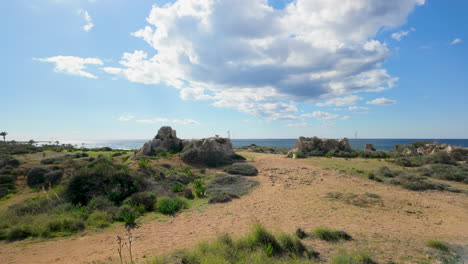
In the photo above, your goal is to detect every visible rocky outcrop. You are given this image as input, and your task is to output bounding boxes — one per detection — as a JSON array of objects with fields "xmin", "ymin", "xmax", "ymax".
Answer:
[
  {"xmin": 180, "ymin": 136, "xmax": 242, "ymax": 167},
  {"xmin": 136, "ymin": 126, "xmax": 183, "ymax": 156},
  {"xmin": 287, "ymin": 136, "xmax": 352, "ymax": 158},
  {"xmin": 395, "ymin": 142, "xmax": 468, "ymax": 161},
  {"xmin": 365, "ymin": 144, "xmax": 376, "ymax": 151}
]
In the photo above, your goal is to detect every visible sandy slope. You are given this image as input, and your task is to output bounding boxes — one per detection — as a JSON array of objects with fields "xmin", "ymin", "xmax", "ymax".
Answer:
[{"xmin": 1, "ymin": 153, "xmax": 467, "ymax": 264}]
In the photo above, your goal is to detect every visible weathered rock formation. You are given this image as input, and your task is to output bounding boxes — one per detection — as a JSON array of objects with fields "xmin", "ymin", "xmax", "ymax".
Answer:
[
  {"xmin": 180, "ymin": 136, "xmax": 241, "ymax": 166},
  {"xmin": 395, "ymin": 142, "xmax": 468, "ymax": 161},
  {"xmin": 287, "ymin": 136, "xmax": 352, "ymax": 158},
  {"xmin": 136, "ymin": 126, "xmax": 183, "ymax": 156},
  {"xmin": 365, "ymin": 143, "xmax": 376, "ymax": 151}
]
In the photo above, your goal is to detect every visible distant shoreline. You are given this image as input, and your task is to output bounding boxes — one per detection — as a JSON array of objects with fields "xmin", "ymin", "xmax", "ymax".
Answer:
[{"xmin": 24, "ymin": 138, "xmax": 468, "ymax": 151}]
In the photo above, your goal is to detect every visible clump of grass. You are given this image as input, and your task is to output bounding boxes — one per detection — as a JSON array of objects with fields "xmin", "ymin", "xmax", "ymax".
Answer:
[
  {"xmin": 138, "ymin": 158, "xmax": 152, "ymax": 169},
  {"xmin": 312, "ymin": 228, "xmax": 352, "ymax": 242},
  {"xmin": 330, "ymin": 250, "xmax": 376, "ymax": 264},
  {"xmin": 149, "ymin": 223, "xmax": 321, "ymax": 263},
  {"xmin": 157, "ymin": 197, "xmax": 188, "ymax": 215},
  {"xmin": 426, "ymin": 240, "xmax": 450, "ymax": 252},
  {"xmin": 193, "ymin": 179, "xmax": 206, "ymax": 198}
]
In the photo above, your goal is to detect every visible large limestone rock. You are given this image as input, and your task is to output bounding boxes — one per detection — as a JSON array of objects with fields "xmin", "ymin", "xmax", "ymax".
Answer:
[
  {"xmin": 136, "ymin": 126, "xmax": 183, "ymax": 156},
  {"xmin": 287, "ymin": 136, "xmax": 352, "ymax": 158},
  {"xmin": 180, "ymin": 136, "xmax": 240, "ymax": 166}
]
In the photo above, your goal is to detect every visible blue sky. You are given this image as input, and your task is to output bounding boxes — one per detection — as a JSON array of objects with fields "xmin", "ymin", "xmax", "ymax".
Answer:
[{"xmin": 2, "ymin": 0, "xmax": 467, "ymax": 141}]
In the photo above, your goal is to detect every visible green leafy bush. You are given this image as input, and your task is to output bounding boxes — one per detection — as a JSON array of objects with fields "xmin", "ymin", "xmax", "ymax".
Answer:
[
  {"xmin": 172, "ymin": 183, "xmax": 184, "ymax": 193},
  {"xmin": 138, "ymin": 158, "xmax": 152, "ymax": 169},
  {"xmin": 124, "ymin": 192, "xmax": 157, "ymax": 212},
  {"xmin": 194, "ymin": 179, "xmax": 206, "ymax": 198},
  {"xmin": 426, "ymin": 240, "xmax": 450, "ymax": 252},
  {"xmin": 86, "ymin": 211, "xmax": 113, "ymax": 228},
  {"xmin": 157, "ymin": 197, "xmax": 188, "ymax": 215},
  {"xmin": 117, "ymin": 205, "xmax": 139, "ymax": 227},
  {"xmin": 65, "ymin": 161, "xmax": 138, "ymax": 205}
]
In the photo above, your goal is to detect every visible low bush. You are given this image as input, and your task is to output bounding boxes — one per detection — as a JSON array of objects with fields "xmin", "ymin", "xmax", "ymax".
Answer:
[
  {"xmin": 117, "ymin": 205, "xmax": 139, "ymax": 227},
  {"xmin": 46, "ymin": 217, "xmax": 85, "ymax": 234},
  {"xmin": 422, "ymin": 164, "xmax": 468, "ymax": 183},
  {"xmin": 378, "ymin": 166, "xmax": 397, "ymax": 177},
  {"xmin": 426, "ymin": 240, "xmax": 450, "ymax": 252},
  {"xmin": 223, "ymin": 163, "xmax": 259, "ymax": 176},
  {"xmin": 124, "ymin": 192, "xmax": 157, "ymax": 212},
  {"xmin": 65, "ymin": 161, "xmax": 138, "ymax": 205},
  {"xmin": 171, "ymin": 183, "xmax": 184, "ymax": 193},
  {"xmin": 26, "ymin": 166, "xmax": 51, "ymax": 188},
  {"xmin": 0, "ymin": 175, "xmax": 16, "ymax": 198},
  {"xmin": 157, "ymin": 197, "xmax": 188, "ymax": 215},
  {"xmin": 86, "ymin": 211, "xmax": 113, "ymax": 228},
  {"xmin": 312, "ymin": 228, "xmax": 352, "ymax": 242},
  {"xmin": 330, "ymin": 250, "xmax": 376, "ymax": 264},
  {"xmin": 138, "ymin": 158, "xmax": 152, "ymax": 169},
  {"xmin": 193, "ymin": 179, "xmax": 206, "ymax": 198}
]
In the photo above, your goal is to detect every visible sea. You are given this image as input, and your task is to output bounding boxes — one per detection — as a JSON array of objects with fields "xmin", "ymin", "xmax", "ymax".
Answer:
[{"xmin": 52, "ymin": 139, "xmax": 468, "ymax": 151}]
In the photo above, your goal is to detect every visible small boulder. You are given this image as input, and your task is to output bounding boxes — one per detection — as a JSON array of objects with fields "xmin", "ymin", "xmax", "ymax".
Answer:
[
  {"xmin": 223, "ymin": 163, "xmax": 258, "ymax": 176},
  {"xmin": 365, "ymin": 144, "xmax": 376, "ymax": 151},
  {"xmin": 208, "ymin": 194, "xmax": 240, "ymax": 204}
]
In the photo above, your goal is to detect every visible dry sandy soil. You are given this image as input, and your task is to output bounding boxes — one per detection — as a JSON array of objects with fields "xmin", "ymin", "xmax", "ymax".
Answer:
[{"xmin": 1, "ymin": 153, "xmax": 467, "ymax": 264}]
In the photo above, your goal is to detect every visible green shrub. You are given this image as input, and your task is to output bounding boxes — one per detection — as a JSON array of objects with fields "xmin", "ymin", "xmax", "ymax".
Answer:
[
  {"xmin": 86, "ymin": 211, "xmax": 112, "ymax": 228},
  {"xmin": 278, "ymin": 233, "xmax": 308, "ymax": 257},
  {"xmin": 65, "ymin": 162, "xmax": 137, "ymax": 205},
  {"xmin": 223, "ymin": 163, "xmax": 259, "ymax": 176},
  {"xmin": 6, "ymin": 226, "xmax": 33, "ymax": 241},
  {"xmin": 426, "ymin": 240, "xmax": 450, "ymax": 252},
  {"xmin": 422, "ymin": 164, "xmax": 468, "ymax": 183},
  {"xmin": 117, "ymin": 205, "xmax": 139, "ymax": 227},
  {"xmin": 26, "ymin": 166, "xmax": 50, "ymax": 188},
  {"xmin": 378, "ymin": 166, "xmax": 397, "ymax": 177},
  {"xmin": 183, "ymin": 167, "xmax": 193, "ymax": 176},
  {"xmin": 172, "ymin": 183, "xmax": 184, "ymax": 193},
  {"xmin": 157, "ymin": 197, "xmax": 188, "ymax": 215},
  {"xmin": 330, "ymin": 250, "xmax": 376, "ymax": 264},
  {"xmin": 46, "ymin": 217, "xmax": 85, "ymax": 234},
  {"xmin": 194, "ymin": 179, "xmax": 206, "ymax": 198},
  {"xmin": 244, "ymin": 223, "xmax": 282, "ymax": 256},
  {"xmin": 124, "ymin": 192, "xmax": 157, "ymax": 212},
  {"xmin": 312, "ymin": 228, "xmax": 352, "ymax": 242},
  {"xmin": 205, "ymin": 174, "xmax": 258, "ymax": 197},
  {"xmin": 138, "ymin": 158, "xmax": 152, "ymax": 168}
]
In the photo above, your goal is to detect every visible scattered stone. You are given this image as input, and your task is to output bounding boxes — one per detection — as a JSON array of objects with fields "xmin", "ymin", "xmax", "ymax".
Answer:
[{"xmin": 183, "ymin": 188, "xmax": 194, "ymax": 199}]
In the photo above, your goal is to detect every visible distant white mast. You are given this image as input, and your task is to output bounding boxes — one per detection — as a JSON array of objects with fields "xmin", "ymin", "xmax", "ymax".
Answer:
[{"xmin": 227, "ymin": 130, "xmax": 231, "ymax": 139}]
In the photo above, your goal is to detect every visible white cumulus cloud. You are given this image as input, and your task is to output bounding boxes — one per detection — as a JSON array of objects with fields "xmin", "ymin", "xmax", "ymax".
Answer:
[
  {"xmin": 302, "ymin": 111, "xmax": 340, "ymax": 120},
  {"xmin": 104, "ymin": 0, "xmax": 423, "ymax": 119},
  {"xmin": 450, "ymin": 38, "xmax": 462, "ymax": 45},
  {"xmin": 78, "ymin": 9, "xmax": 94, "ymax": 32},
  {"xmin": 34, "ymin": 56, "xmax": 103, "ymax": 79},
  {"xmin": 391, "ymin": 28, "xmax": 415, "ymax": 41},
  {"xmin": 316, "ymin": 95, "xmax": 363, "ymax": 107},
  {"xmin": 366, "ymin": 97, "xmax": 397, "ymax": 105},
  {"xmin": 286, "ymin": 122, "xmax": 308, "ymax": 127},
  {"xmin": 348, "ymin": 106, "xmax": 369, "ymax": 111}
]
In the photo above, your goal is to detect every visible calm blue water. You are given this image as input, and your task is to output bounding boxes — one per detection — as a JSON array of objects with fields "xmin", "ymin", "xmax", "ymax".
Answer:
[{"xmin": 57, "ymin": 139, "xmax": 468, "ymax": 151}]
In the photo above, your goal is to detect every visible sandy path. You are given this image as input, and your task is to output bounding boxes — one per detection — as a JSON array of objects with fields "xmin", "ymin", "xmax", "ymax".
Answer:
[{"xmin": 1, "ymin": 153, "xmax": 467, "ymax": 264}]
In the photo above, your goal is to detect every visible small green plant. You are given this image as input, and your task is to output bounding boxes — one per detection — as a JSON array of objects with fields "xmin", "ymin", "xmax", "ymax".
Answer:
[
  {"xmin": 264, "ymin": 242, "xmax": 274, "ymax": 256},
  {"xmin": 118, "ymin": 205, "xmax": 139, "ymax": 228},
  {"xmin": 426, "ymin": 240, "xmax": 450, "ymax": 252},
  {"xmin": 138, "ymin": 158, "xmax": 152, "ymax": 169},
  {"xmin": 313, "ymin": 227, "xmax": 352, "ymax": 242},
  {"xmin": 194, "ymin": 179, "xmax": 206, "ymax": 198},
  {"xmin": 183, "ymin": 166, "xmax": 193, "ymax": 176},
  {"xmin": 172, "ymin": 183, "xmax": 184, "ymax": 193},
  {"xmin": 157, "ymin": 197, "xmax": 188, "ymax": 215}
]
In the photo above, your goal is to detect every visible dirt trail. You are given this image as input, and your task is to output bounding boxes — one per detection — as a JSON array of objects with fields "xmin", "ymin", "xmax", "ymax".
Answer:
[{"xmin": 1, "ymin": 153, "xmax": 467, "ymax": 264}]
